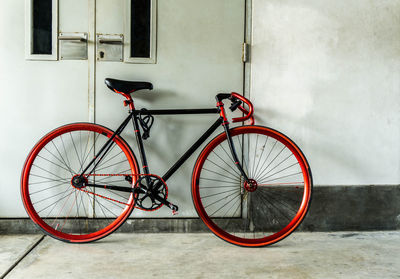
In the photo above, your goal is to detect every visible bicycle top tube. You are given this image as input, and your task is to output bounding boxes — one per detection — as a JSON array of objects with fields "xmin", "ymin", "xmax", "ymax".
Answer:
[{"xmin": 132, "ymin": 108, "xmax": 219, "ymax": 115}]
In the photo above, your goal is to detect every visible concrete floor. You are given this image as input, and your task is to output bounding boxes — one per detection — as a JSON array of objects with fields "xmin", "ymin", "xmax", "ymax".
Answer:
[
  {"xmin": 0, "ymin": 232, "xmax": 399, "ymax": 279},
  {"xmin": 0, "ymin": 235, "xmax": 42, "ymax": 278}
]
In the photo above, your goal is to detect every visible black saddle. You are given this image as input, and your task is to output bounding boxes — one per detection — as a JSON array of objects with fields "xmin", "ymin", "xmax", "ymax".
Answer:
[{"xmin": 105, "ymin": 78, "xmax": 153, "ymax": 94}]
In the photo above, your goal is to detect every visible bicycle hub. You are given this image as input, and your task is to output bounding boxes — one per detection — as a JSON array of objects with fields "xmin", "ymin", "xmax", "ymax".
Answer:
[
  {"xmin": 71, "ymin": 175, "xmax": 88, "ymax": 189},
  {"xmin": 244, "ymin": 179, "xmax": 258, "ymax": 192}
]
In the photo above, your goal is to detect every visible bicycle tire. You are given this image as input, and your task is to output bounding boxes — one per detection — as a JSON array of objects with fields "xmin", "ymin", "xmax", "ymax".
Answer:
[
  {"xmin": 21, "ymin": 123, "xmax": 139, "ymax": 243},
  {"xmin": 192, "ymin": 125, "xmax": 312, "ymax": 247}
]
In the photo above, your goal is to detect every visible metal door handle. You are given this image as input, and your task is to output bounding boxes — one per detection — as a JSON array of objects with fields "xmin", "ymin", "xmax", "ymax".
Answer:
[
  {"xmin": 99, "ymin": 38, "xmax": 123, "ymax": 44},
  {"xmin": 58, "ymin": 35, "xmax": 87, "ymax": 42}
]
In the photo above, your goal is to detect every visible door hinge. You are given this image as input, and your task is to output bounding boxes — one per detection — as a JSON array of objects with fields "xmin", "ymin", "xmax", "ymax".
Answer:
[{"xmin": 242, "ymin": 43, "xmax": 250, "ymax": 63}]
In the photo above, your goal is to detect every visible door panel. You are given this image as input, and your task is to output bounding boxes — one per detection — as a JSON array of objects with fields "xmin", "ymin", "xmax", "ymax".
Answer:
[
  {"xmin": 59, "ymin": 0, "xmax": 89, "ymax": 32},
  {"xmin": 0, "ymin": 0, "xmax": 90, "ymax": 217},
  {"xmin": 95, "ymin": 0, "xmax": 245, "ymax": 217}
]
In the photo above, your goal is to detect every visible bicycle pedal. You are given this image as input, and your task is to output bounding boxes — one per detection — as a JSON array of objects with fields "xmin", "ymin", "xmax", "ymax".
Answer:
[{"xmin": 169, "ymin": 203, "xmax": 179, "ymax": 215}]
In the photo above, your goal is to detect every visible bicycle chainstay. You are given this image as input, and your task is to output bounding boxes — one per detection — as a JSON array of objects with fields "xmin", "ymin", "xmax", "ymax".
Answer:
[{"xmin": 76, "ymin": 173, "xmax": 171, "ymax": 212}]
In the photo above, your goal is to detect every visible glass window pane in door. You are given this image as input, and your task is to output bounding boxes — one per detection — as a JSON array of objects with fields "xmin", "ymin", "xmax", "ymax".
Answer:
[
  {"xmin": 130, "ymin": 0, "xmax": 151, "ymax": 58},
  {"xmin": 32, "ymin": 0, "xmax": 52, "ymax": 55}
]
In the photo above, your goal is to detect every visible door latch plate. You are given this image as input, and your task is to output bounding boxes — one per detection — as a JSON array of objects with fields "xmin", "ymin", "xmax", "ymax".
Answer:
[{"xmin": 96, "ymin": 34, "xmax": 124, "ymax": 62}]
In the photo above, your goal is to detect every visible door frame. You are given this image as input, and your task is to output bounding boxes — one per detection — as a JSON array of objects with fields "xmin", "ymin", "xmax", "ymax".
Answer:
[{"xmin": 243, "ymin": 0, "xmax": 252, "ymax": 100}]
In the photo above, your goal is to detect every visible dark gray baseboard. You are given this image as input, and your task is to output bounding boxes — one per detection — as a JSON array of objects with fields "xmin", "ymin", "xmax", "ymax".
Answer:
[
  {"xmin": 300, "ymin": 185, "xmax": 400, "ymax": 231},
  {"xmin": 1, "ymin": 185, "xmax": 399, "ymax": 234}
]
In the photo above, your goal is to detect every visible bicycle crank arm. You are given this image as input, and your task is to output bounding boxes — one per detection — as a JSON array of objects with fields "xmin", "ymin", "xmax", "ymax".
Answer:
[{"xmin": 153, "ymin": 195, "xmax": 179, "ymax": 214}]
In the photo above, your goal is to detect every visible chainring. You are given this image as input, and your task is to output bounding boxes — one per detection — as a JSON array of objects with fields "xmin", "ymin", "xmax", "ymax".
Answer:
[{"xmin": 134, "ymin": 174, "xmax": 168, "ymax": 211}]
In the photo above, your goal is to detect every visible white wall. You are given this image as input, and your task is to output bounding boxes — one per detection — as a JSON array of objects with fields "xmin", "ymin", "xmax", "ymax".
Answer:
[{"xmin": 251, "ymin": 0, "xmax": 400, "ymax": 185}]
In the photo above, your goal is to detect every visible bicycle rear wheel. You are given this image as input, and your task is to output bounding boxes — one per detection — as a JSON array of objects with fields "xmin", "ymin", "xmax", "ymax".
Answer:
[
  {"xmin": 21, "ymin": 123, "xmax": 139, "ymax": 243},
  {"xmin": 192, "ymin": 125, "xmax": 312, "ymax": 247}
]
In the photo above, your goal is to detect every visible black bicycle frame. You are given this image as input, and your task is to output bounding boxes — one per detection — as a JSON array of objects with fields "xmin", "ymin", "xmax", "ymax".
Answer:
[
  {"xmin": 131, "ymin": 108, "xmax": 222, "ymax": 182},
  {"xmin": 81, "ymin": 106, "xmax": 249, "ymax": 196}
]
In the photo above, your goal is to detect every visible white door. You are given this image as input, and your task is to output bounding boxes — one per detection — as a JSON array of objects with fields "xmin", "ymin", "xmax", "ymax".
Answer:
[
  {"xmin": 95, "ymin": 0, "xmax": 246, "ymax": 217},
  {"xmin": 0, "ymin": 0, "xmax": 91, "ymax": 217}
]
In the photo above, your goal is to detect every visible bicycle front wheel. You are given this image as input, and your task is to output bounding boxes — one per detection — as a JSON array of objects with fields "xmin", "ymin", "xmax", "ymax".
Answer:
[
  {"xmin": 21, "ymin": 123, "xmax": 139, "ymax": 243},
  {"xmin": 192, "ymin": 125, "xmax": 312, "ymax": 247}
]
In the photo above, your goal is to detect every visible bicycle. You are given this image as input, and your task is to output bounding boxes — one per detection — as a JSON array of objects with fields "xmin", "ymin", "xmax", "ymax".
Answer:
[{"xmin": 21, "ymin": 78, "xmax": 313, "ymax": 247}]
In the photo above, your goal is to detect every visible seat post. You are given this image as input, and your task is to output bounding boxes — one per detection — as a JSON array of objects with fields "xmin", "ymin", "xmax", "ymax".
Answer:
[
  {"xmin": 123, "ymin": 98, "xmax": 135, "ymax": 111},
  {"xmin": 114, "ymin": 89, "xmax": 135, "ymax": 111}
]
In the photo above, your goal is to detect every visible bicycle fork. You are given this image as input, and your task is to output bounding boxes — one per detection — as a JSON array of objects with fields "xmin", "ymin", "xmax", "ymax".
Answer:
[
  {"xmin": 216, "ymin": 94, "xmax": 250, "ymax": 183},
  {"xmin": 222, "ymin": 123, "xmax": 250, "ymax": 182}
]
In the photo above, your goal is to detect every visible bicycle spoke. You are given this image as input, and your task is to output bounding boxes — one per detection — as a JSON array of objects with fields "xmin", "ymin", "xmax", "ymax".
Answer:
[
  {"xmin": 264, "ymin": 188, "xmax": 303, "ymax": 205},
  {"xmin": 252, "ymin": 136, "xmax": 269, "ymax": 179},
  {"xmin": 95, "ymin": 149, "xmax": 122, "ymax": 170},
  {"xmin": 80, "ymin": 133, "xmax": 101, "ymax": 173},
  {"xmin": 37, "ymin": 188, "xmax": 73, "ymax": 214},
  {"xmin": 256, "ymin": 190, "xmax": 294, "ymax": 222},
  {"xmin": 51, "ymin": 140, "xmax": 76, "ymax": 175},
  {"xmin": 33, "ymin": 188, "xmax": 73, "ymax": 205},
  {"xmin": 255, "ymin": 153, "xmax": 293, "ymax": 181},
  {"xmin": 222, "ymin": 197, "xmax": 241, "ymax": 218},
  {"xmin": 77, "ymin": 191, "xmax": 88, "ymax": 222},
  {"xmin": 59, "ymin": 190, "xmax": 80, "ymax": 232},
  {"xmin": 259, "ymin": 169, "xmax": 302, "ymax": 184},
  {"xmin": 93, "ymin": 195, "xmax": 120, "ymax": 217},
  {"xmin": 204, "ymin": 190, "xmax": 240, "ymax": 209},
  {"xmin": 200, "ymin": 177, "xmax": 241, "ymax": 184},
  {"xmin": 200, "ymin": 188, "xmax": 239, "ymax": 199},
  {"xmin": 78, "ymin": 131, "xmax": 91, "ymax": 174},
  {"xmin": 199, "ymin": 185, "xmax": 238, "ymax": 189},
  {"xmin": 37, "ymin": 154, "xmax": 72, "ymax": 174},
  {"xmin": 29, "ymin": 175, "xmax": 69, "ymax": 184},
  {"xmin": 251, "ymin": 134, "xmax": 259, "ymax": 178},
  {"xmin": 95, "ymin": 159, "xmax": 128, "ymax": 173},
  {"xmin": 44, "ymin": 146, "xmax": 74, "ymax": 175},
  {"xmin": 254, "ymin": 145, "xmax": 286, "ymax": 181},
  {"xmin": 32, "ymin": 164, "xmax": 67, "ymax": 181},
  {"xmin": 205, "ymin": 158, "xmax": 239, "ymax": 178},
  {"xmin": 30, "ymin": 181, "xmax": 69, "ymax": 195},
  {"xmin": 209, "ymin": 193, "xmax": 241, "ymax": 217},
  {"xmin": 211, "ymin": 149, "xmax": 241, "ymax": 177},
  {"xmin": 70, "ymin": 132, "xmax": 83, "ymax": 170},
  {"xmin": 253, "ymin": 140, "xmax": 277, "ymax": 180},
  {"xmin": 202, "ymin": 168, "xmax": 240, "ymax": 183},
  {"xmin": 254, "ymin": 191, "xmax": 288, "ymax": 227},
  {"xmin": 60, "ymin": 135, "xmax": 73, "ymax": 174}
]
